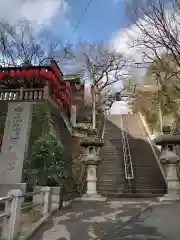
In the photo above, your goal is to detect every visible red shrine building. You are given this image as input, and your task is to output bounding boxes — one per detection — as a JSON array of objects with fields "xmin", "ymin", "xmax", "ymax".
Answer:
[
  {"xmin": 0, "ymin": 60, "xmax": 85, "ymax": 186},
  {"xmin": 0, "ymin": 60, "xmax": 76, "ymax": 118}
]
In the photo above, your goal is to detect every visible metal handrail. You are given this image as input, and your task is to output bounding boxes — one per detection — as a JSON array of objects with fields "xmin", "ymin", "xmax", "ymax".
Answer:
[
  {"xmin": 0, "ymin": 196, "xmax": 13, "ymax": 203},
  {"xmin": 0, "ymin": 196, "xmax": 13, "ymax": 223},
  {"xmin": 121, "ymin": 114, "xmax": 134, "ymax": 181},
  {"xmin": 0, "ymin": 212, "xmax": 11, "ymax": 221},
  {"xmin": 19, "ymin": 191, "xmax": 40, "ymax": 198},
  {"xmin": 97, "ymin": 113, "xmax": 106, "ymax": 154}
]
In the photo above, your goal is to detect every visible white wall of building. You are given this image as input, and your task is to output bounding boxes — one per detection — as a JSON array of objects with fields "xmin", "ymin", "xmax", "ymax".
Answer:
[{"xmin": 110, "ymin": 101, "xmax": 131, "ymax": 115}]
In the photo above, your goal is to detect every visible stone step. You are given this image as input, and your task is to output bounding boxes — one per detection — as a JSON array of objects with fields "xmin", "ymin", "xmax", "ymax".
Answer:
[
  {"xmin": 98, "ymin": 172, "xmax": 117, "ymax": 175},
  {"xmin": 99, "ymin": 164, "xmax": 120, "ymax": 167},
  {"xmin": 98, "ymin": 164, "xmax": 118, "ymax": 168},
  {"xmin": 101, "ymin": 150, "xmax": 121, "ymax": 154},
  {"xmin": 100, "ymin": 159, "xmax": 119, "ymax": 162},
  {"xmin": 131, "ymin": 190, "xmax": 165, "ymax": 195},
  {"xmin": 99, "ymin": 162, "xmax": 119, "ymax": 166},
  {"xmin": 101, "ymin": 154, "xmax": 120, "ymax": 157},
  {"xmin": 133, "ymin": 177, "xmax": 164, "ymax": 182},
  {"xmin": 99, "ymin": 164, "xmax": 118, "ymax": 168},
  {"xmin": 98, "ymin": 172, "xmax": 117, "ymax": 176},
  {"xmin": 134, "ymin": 182, "xmax": 166, "ymax": 188},
  {"xmin": 98, "ymin": 176, "xmax": 117, "ymax": 181},
  {"xmin": 97, "ymin": 184, "xmax": 117, "ymax": 188},
  {"xmin": 96, "ymin": 114, "xmax": 166, "ymax": 198},
  {"xmin": 97, "ymin": 180, "xmax": 121, "ymax": 185},
  {"xmin": 98, "ymin": 170, "xmax": 118, "ymax": 175},
  {"xmin": 101, "ymin": 150, "xmax": 120, "ymax": 153},
  {"xmin": 98, "ymin": 172, "xmax": 118, "ymax": 176},
  {"xmin": 101, "ymin": 158, "xmax": 122, "ymax": 162},
  {"xmin": 133, "ymin": 171, "xmax": 163, "ymax": 175},
  {"xmin": 132, "ymin": 187, "xmax": 165, "ymax": 193},
  {"xmin": 98, "ymin": 190, "xmax": 163, "ymax": 198},
  {"xmin": 97, "ymin": 184, "xmax": 123, "ymax": 190},
  {"xmin": 101, "ymin": 156, "xmax": 120, "ymax": 160},
  {"xmin": 98, "ymin": 178, "xmax": 118, "ymax": 183},
  {"xmin": 97, "ymin": 186, "xmax": 122, "ymax": 193}
]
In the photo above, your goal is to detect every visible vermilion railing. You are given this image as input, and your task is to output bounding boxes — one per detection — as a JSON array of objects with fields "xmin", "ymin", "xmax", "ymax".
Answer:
[{"xmin": 0, "ymin": 60, "xmax": 72, "ymax": 117}]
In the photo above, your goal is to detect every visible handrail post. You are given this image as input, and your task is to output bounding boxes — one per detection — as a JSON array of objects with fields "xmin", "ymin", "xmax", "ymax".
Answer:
[
  {"xmin": 2, "ymin": 189, "xmax": 22, "ymax": 240},
  {"xmin": 19, "ymin": 87, "xmax": 24, "ymax": 100},
  {"xmin": 43, "ymin": 82, "xmax": 49, "ymax": 100},
  {"xmin": 41, "ymin": 186, "xmax": 52, "ymax": 215}
]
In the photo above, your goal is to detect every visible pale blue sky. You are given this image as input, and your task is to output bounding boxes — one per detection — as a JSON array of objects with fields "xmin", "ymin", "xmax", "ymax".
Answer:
[
  {"xmin": 1, "ymin": 0, "xmax": 170, "ymax": 79},
  {"xmin": 48, "ymin": 0, "xmax": 128, "ymax": 44}
]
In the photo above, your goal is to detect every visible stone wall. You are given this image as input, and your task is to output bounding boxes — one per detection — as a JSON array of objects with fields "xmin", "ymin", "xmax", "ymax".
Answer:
[
  {"xmin": 51, "ymin": 106, "xmax": 76, "ymax": 196},
  {"xmin": 71, "ymin": 85, "xmax": 87, "ymax": 122},
  {"xmin": 0, "ymin": 183, "xmax": 27, "ymax": 198}
]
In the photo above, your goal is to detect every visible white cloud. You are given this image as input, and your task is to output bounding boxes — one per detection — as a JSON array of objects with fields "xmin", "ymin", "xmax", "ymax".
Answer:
[
  {"xmin": 111, "ymin": 23, "xmax": 145, "ymax": 81},
  {"xmin": 111, "ymin": 22, "xmax": 148, "ymax": 63},
  {"xmin": 111, "ymin": 6, "xmax": 179, "ymax": 63},
  {"xmin": 0, "ymin": 0, "xmax": 70, "ymax": 29},
  {"xmin": 111, "ymin": 7, "xmax": 180, "ymax": 82}
]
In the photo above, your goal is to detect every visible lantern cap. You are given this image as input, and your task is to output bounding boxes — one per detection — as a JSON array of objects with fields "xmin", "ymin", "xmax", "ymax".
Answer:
[
  {"xmin": 159, "ymin": 149, "xmax": 179, "ymax": 164},
  {"xmin": 155, "ymin": 134, "xmax": 180, "ymax": 145},
  {"xmin": 80, "ymin": 138, "xmax": 104, "ymax": 148}
]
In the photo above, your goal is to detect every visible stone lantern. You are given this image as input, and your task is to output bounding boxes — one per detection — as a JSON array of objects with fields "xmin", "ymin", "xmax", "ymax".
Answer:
[
  {"xmin": 80, "ymin": 137, "xmax": 107, "ymax": 201},
  {"xmin": 155, "ymin": 133, "xmax": 180, "ymax": 201}
]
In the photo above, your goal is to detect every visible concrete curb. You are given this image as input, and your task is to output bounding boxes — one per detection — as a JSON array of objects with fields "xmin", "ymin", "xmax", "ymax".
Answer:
[
  {"xmin": 19, "ymin": 201, "xmax": 72, "ymax": 240},
  {"xmin": 19, "ymin": 208, "xmax": 57, "ymax": 240},
  {"xmin": 102, "ymin": 201, "xmax": 158, "ymax": 240}
]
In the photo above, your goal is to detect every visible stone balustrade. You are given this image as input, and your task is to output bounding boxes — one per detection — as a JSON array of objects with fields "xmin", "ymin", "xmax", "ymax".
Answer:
[{"xmin": 0, "ymin": 186, "xmax": 62, "ymax": 240}]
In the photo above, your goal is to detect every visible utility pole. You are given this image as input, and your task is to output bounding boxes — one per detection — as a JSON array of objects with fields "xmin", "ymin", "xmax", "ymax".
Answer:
[
  {"xmin": 89, "ymin": 70, "xmax": 96, "ymax": 130},
  {"xmin": 91, "ymin": 84, "xmax": 96, "ymax": 129},
  {"xmin": 155, "ymin": 73, "xmax": 163, "ymax": 133}
]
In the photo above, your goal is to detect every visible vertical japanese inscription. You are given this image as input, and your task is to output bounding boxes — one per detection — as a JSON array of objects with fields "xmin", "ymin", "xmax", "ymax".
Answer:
[{"xmin": 7, "ymin": 106, "xmax": 22, "ymax": 171}]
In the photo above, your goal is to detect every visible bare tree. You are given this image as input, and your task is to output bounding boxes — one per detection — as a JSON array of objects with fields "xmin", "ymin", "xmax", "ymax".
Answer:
[
  {"xmin": 0, "ymin": 19, "xmax": 68, "ymax": 67},
  {"xmin": 75, "ymin": 42, "xmax": 127, "ymax": 128},
  {"xmin": 125, "ymin": 0, "xmax": 180, "ymax": 131},
  {"xmin": 126, "ymin": 0, "xmax": 180, "ymax": 81}
]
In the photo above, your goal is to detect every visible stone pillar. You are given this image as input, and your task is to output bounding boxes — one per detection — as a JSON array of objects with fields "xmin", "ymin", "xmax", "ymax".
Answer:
[
  {"xmin": 80, "ymin": 139, "xmax": 107, "ymax": 201},
  {"xmin": 86, "ymin": 164, "xmax": 98, "ymax": 195},
  {"xmin": 41, "ymin": 186, "xmax": 52, "ymax": 214},
  {"xmin": 155, "ymin": 132, "xmax": 180, "ymax": 201},
  {"xmin": 0, "ymin": 102, "xmax": 33, "ymax": 184},
  {"xmin": 159, "ymin": 149, "xmax": 180, "ymax": 201},
  {"xmin": 2, "ymin": 189, "xmax": 22, "ymax": 240}
]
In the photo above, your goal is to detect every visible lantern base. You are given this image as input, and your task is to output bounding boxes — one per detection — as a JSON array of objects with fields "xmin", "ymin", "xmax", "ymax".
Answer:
[
  {"xmin": 80, "ymin": 193, "xmax": 107, "ymax": 202},
  {"xmin": 158, "ymin": 194, "xmax": 180, "ymax": 202}
]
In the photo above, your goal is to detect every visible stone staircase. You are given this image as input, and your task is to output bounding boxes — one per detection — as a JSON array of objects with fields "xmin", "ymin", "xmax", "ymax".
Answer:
[
  {"xmin": 97, "ymin": 114, "xmax": 166, "ymax": 198},
  {"xmin": 125, "ymin": 114, "xmax": 166, "ymax": 197},
  {"xmin": 97, "ymin": 115, "xmax": 125, "ymax": 196}
]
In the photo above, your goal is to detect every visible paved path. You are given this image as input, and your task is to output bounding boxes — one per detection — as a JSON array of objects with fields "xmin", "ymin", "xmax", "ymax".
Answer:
[
  {"xmin": 103, "ymin": 200, "xmax": 180, "ymax": 240},
  {"xmin": 31, "ymin": 199, "xmax": 155, "ymax": 240}
]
